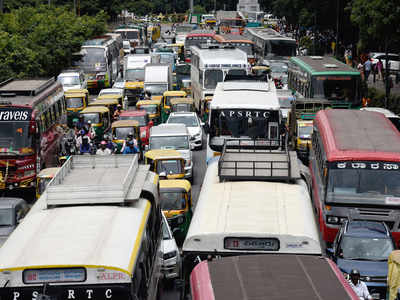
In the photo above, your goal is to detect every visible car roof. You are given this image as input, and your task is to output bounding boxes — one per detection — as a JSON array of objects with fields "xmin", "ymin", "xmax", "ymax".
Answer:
[
  {"xmin": 0, "ymin": 198, "xmax": 25, "ymax": 209},
  {"xmin": 344, "ymin": 220, "xmax": 390, "ymax": 238},
  {"xmin": 169, "ymin": 112, "xmax": 197, "ymax": 117}
]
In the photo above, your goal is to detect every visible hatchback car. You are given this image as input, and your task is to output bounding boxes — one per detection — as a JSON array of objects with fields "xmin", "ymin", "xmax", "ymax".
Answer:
[
  {"xmin": 329, "ymin": 220, "xmax": 395, "ymax": 300},
  {"xmin": 161, "ymin": 213, "xmax": 181, "ymax": 280},
  {"xmin": 166, "ymin": 112, "xmax": 203, "ymax": 150}
]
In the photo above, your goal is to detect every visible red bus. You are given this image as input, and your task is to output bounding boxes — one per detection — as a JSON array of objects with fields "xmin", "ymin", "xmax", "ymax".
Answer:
[
  {"xmin": 184, "ymin": 32, "xmax": 218, "ymax": 63},
  {"xmin": 190, "ymin": 255, "xmax": 359, "ymax": 300},
  {"xmin": 0, "ymin": 78, "xmax": 66, "ymax": 197},
  {"xmin": 310, "ymin": 109, "xmax": 400, "ymax": 245}
]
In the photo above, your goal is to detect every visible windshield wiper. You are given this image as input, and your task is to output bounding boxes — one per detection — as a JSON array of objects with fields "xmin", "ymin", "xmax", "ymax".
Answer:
[{"xmin": 345, "ymin": 257, "xmax": 373, "ymax": 261}]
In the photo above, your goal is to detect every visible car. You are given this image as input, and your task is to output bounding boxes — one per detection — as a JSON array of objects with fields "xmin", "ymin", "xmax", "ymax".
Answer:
[
  {"xmin": 370, "ymin": 52, "xmax": 400, "ymax": 74},
  {"xmin": 0, "ymin": 198, "xmax": 29, "ymax": 247},
  {"xmin": 57, "ymin": 69, "xmax": 87, "ymax": 92},
  {"xmin": 122, "ymin": 40, "xmax": 132, "ymax": 55},
  {"xmin": 329, "ymin": 220, "xmax": 395, "ymax": 300},
  {"xmin": 166, "ymin": 112, "xmax": 203, "ymax": 150},
  {"xmin": 161, "ymin": 213, "xmax": 181, "ymax": 280},
  {"xmin": 99, "ymin": 88, "xmax": 124, "ymax": 98}
]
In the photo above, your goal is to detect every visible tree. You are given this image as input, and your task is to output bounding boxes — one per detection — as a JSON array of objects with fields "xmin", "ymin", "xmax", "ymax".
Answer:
[{"xmin": 193, "ymin": 4, "xmax": 206, "ymax": 14}]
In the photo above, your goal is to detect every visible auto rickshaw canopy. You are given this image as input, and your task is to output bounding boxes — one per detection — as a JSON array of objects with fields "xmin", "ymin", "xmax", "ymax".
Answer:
[
  {"xmin": 136, "ymin": 99, "xmax": 162, "ymax": 106},
  {"xmin": 169, "ymin": 98, "xmax": 194, "ymax": 105},
  {"xmin": 145, "ymin": 149, "xmax": 183, "ymax": 161},
  {"xmin": 125, "ymin": 81, "xmax": 144, "ymax": 89},
  {"xmin": 163, "ymin": 90, "xmax": 187, "ymax": 98},
  {"xmin": 89, "ymin": 98, "xmax": 119, "ymax": 106},
  {"xmin": 159, "ymin": 179, "xmax": 191, "ymax": 192},
  {"xmin": 65, "ymin": 92, "xmax": 86, "ymax": 99},
  {"xmin": 111, "ymin": 119, "xmax": 140, "ymax": 129},
  {"xmin": 80, "ymin": 106, "xmax": 109, "ymax": 114}
]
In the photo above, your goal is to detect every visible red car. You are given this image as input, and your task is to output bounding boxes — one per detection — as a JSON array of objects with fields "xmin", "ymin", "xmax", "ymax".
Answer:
[{"xmin": 119, "ymin": 110, "xmax": 153, "ymax": 146}]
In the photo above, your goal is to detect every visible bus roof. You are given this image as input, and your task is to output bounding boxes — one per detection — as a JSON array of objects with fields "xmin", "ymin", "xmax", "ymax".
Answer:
[
  {"xmin": 315, "ymin": 109, "xmax": 400, "ymax": 162},
  {"xmin": 0, "ymin": 203, "xmax": 150, "ymax": 276},
  {"xmin": 219, "ymin": 34, "xmax": 254, "ymax": 43},
  {"xmin": 183, "ymin": 160, "xmax": 321, "ymax": 255},
  {"xmin": 246, "ymin": 27, "xmax": 295, "ymax": 41},
  {"xmin": 290, "ymin": 56, "xmax": 360, "ymax": 75},
  {"xmin": 211, "ymin": 81, "xmax": 280, "ymax": 110},
  {"xmin": 190, "ymin": 255, "xmax": 359, "ymax": 300},
  {"xmin": 190, "ymin": 45, "xmax": 248, "ymax": 66},
  {"xmin": 186, "ymin": 32, "xmax": 216, "ymax": 38}
]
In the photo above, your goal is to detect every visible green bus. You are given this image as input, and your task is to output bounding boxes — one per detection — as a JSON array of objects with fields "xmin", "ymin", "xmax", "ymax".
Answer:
[{"xmin": 288, "ymin": 56, "xmax": 362, "ymax": 108}]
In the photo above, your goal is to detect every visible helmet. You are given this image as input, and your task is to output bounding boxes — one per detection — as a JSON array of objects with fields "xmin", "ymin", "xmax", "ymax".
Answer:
[
  {"xmin": 127, "ymin": 140, "xmax": 134, "ymax": 146},
  {"xmin": 100, "ymin": 141, "xmax": 107, "ymax": 145},
  {"xmin": 128, "ymin": 132, "xmax": 134, "ymax": 137},
  {"xmin": 350, "ymin": 269, "xmax": 360, "ymax": 276}
]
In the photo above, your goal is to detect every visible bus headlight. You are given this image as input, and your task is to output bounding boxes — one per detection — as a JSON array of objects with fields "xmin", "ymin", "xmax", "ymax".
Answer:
[{"xmin": 163, "ymin": 250, "xmax": 177, "ymax": 260}]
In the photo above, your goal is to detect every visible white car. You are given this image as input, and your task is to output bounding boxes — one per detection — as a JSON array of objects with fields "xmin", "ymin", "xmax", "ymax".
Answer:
[
  {"xmin": 122, "ymin": 40, "xmax": 131, "ymax": 55},
  {"xmin": 161, "ymin": 213, "xmax": 181, "ymax": 280},
  {"xmin": 57, "ymin": 69, "xmax": 87, "ymax": 92},
  {"xmin": 370, "ymin": 52, "xmax": 400, "ymax": 74},
  {"xmin": 166, "ymin": 112, "xmax": 203, "ymax": 150},
  {"xmin": 99, "ymin": 88, "xmax": 124, "ymax": 97}
]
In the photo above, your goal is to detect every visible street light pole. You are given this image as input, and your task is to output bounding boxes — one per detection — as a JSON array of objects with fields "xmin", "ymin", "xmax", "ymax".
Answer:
[{"xmin": 335, "ymin": 0, "xmax": 340, "ymax": 57}]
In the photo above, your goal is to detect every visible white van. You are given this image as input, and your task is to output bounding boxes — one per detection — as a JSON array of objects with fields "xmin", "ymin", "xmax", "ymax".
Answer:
[
  {"xmin": 149, "ymin": 123, "xmax": 194, "ymax": 182},
  {"xmin": 57, "ymin": 69, "xmax": 87, "ymax": 92}
]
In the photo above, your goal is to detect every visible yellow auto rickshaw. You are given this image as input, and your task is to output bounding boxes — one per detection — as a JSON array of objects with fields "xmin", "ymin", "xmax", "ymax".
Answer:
[
  {"xmin": 162, "ymin": 90, "xmax": 187, "ymax": 122},
  {"xmin": 36, "ymin": 167, "xmax": 60, "ymax": 199},
  {"xmin": 64, "ymin": 89, "xmax": 89, "ymax": 127},
  {"xmin": 201, "ymin": 95, "xmax": 213, "ymax": 122},
  {"xmin": 97, "ymin": 93, "xmax": 123, "ymax": 107},
  {"xmin": 145, "ymin": 149, "xmax": 185, "ymax": 179},
  {"xmin": 65, "ymin": 88, "xmax": 89, "ymax": 102},
  {"xmin": 136, "ymin": 99, "xmax": 162, "ymax": 125},
  {"xmin": 124, "ymin": 81, "xmax": 144, "ymax": 107},
  {"xmin": 170, "ymin": 98, "xmax": 194, "ymax": 113},
  {"xmin": 159, "ymin": 179, "xmax": 192, "ymax": 244},
  {"xmin": 79, "ymin": 106, "xmax": 111, "ymax": 138},
  {"xmin": 89, "ymin": 98, "xmax": 119, "ymax": 118},
  {"xmin": 388, "ymin": 250, "xmax": 400, "ymax": 300},
  {"xmin": 111, "ymin": 120, "xmax": 141, "ymax": 153}
]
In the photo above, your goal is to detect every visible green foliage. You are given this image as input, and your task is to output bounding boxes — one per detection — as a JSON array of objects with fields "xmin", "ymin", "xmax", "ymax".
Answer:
[
  {"xmin": 193, "ymin": 5, "xmax": 206, "ymax": 14},
  {"xmin": 368, "ymin": 87, "xmax": 400, "ymax": 114},
  {"xmin": 0, "ymin": 5, "xmax": 107, "ymax": 82}
]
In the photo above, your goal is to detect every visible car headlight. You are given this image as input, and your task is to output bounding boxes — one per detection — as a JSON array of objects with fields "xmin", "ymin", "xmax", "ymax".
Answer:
[
  {"xmin": 327, "ymin": 216, "xmax": 347, "ymax": 225},
  {"xmin": 194, "ymin": 132, "xmax": 201, "ymax": 138},
  {"xmin": 342, "ymin": 272, "xmax": 349, "ymax": 280},
  {"xmin": 163, "ymin": 250, "xmax": 177, "ymax": 260}
]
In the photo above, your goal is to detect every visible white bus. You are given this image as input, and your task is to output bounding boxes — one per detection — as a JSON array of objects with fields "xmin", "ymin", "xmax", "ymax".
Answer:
[
  {"xmin": 190, "ymin": 45, "xmax": 248, "ymax": 113},
  {"xmin": 206, "ymin": 80, "xmax": 281, "ymax": 161},
  {"xmin": 182, "ymin": 155, "xmax": 322, "ymax": 269},
  {"xmin": 244, "ymin": 27, "xmax": 296, "ymax": 60},
  {"xmin": 0, "ymin": 156, "xmax": 162, "ymax": 300}
]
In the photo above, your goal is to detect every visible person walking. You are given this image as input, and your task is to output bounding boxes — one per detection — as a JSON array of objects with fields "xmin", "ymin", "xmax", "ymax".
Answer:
[
  {"xmin": 357, "ymin": 59, "xmax": 365, "ymax": 81},
  {"xmin": 364, "ymin": 58, "xmax": 372, "ymax": 82},
  {"xmin": 376, "ymin": 58, "xmax": 384, "ymax": 81}
]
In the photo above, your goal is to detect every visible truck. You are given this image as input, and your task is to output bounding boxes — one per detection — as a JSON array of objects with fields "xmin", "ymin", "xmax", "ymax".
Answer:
[
  {"xmin": 144, "ymin": 63, "xmax": 172, "ymax": 101},
  {"xmin": 3, "ymin": 155, "xmax": 163, "ymax": 300}
]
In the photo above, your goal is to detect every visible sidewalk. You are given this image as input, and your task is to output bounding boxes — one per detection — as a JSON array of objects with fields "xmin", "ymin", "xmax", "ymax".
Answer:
[{"xmin": 367, "ymin": 74, "xmax": 400, "ymax": 96}]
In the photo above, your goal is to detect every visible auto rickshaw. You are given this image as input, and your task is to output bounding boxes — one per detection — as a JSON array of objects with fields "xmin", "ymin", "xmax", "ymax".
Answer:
[
  {"xmin": 79, "ymin": 106, "xmax": 111, "ymax": 139},
  {"xmin": 88, "ymin": 98, "xmax": 119, "ymax": 118},
  {"xmin": 201, "ymin": 95, "xmax": 213, "ymax": 122},
  {"xmin": 124, "ymin": 81, "xmax": 144, "ymax": 107},
  {"xmin": 111, "ymin": 120, "xmax": 141, "ymax": 153},
  {"xmin": 165, "ymin": 43, "xmax": 185, "ymax": 62},
  {"xmin": 64, "ymin": 89, "xmax": 89, "ymax": 127},
  {"xmin": 136, "ymin": 99, "xmax": 162, "ymax": 125},
  {"xmin": 388, "ymin": 250, "xmax": 400, "ymax": 300},
  {"xmin": 66, "ymin": 88, "xmax": 89, "ymax": 102},
  {"xmin": 294, "ymin": 120, "xmax": 313, "ymax": 165},
  {"xmin": 97, "ymin": 93, "xmax": 123, "ymax": 108},
  {"xmin": 159, "ymin": 179, "xmax": 192, "ymax": 244},
  {"xmin": 36, "ymin": 167, "xmax": 60, "ymax": 199},
  {"xmin": 144, "ymin": 149, "xmax": 185, "ymax": 179},
  {"xmin": 162, "ymin": 90, "xmax": 187, "ymax": 122},
  {"xmin": 170, "ymin": 98, "xmax": 194, "ymax": 113}
]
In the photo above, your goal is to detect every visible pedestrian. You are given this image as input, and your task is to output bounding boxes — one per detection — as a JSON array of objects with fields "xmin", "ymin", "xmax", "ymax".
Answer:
[
  {"xmin": 364, "ymin": 58, "xmax": 372, "ymax": 82},
  {"xmin": 96, "ymin": 141, "xmax": 112, "ymax": 155},
  {"xmin": 348, "ymin": 269, "xmax": 372, "ymax": 300},
  {"xmin": 357, "ymin": 59, "xmax": 365, "ymax": 81},
  {"xmin": 376, "ymin": 58, "xmax": 383, "ymax": 81}
]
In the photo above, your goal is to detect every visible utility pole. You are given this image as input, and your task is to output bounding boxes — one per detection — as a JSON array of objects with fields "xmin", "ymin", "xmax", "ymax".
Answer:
[
  {"xmin": 335, "ymin": 0, "xmax": 340, "ymax": 57},
  {"xmin": 189, "ymin": 0, "xmax": 193, "ymax": 13}
]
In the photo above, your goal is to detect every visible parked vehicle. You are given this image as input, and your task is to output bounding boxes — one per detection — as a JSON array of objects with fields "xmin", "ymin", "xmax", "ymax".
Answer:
[
  {"xmin": 166, "ymin": 112, "xmax": 203, "ymax": 150},
  {"xmin": 370, "ymin": 52, "xmax": 400, "ymax": 75},
  {"xmin": 329, "ymin": 220, "xmax": 394, "ymax": 300},
  {"xmin": 161, "ymin": 212, "xmax": 182, "ymax": 280},
  {"xmin": 0, "ymin": 197, "xmax": 29, "ymax": 247}
]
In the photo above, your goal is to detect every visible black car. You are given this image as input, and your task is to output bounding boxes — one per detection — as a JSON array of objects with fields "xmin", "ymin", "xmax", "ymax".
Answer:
[{"xmin": 328, "ymin": 220, "xmax": 395, "ymax": 300}]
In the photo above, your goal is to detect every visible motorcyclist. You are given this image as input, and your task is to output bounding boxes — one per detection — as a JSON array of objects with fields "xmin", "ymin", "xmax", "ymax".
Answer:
[
  {"xmin": 122, "ymin": 140, "xmax": 139, "ymax": 154},
  {"xmin": 103, "ymin": 135, "xmax": 117, "ymax": 153},
  {"xmin": 80, "ymin": 135, "xmax": 92, "ymax": 155},
  {"xmin": 75, "ymin": 129, "xmax": 86, "ymax": 150},
  {"xmin": 96, "ymin": 141, "xmax": 112, "ymax": 155},
  {"xmin": 121, "ymin": 132, "xmax": 137, "ymax": 153},
  {"xmin": 113, "ymin": 104, "xmax": 123, "ymax": 120},
  {"xmin": 348, "ymin": 269, "xmax": 372, "ymax": 300},
  {"xmin": 84, "ymin": 120, "xmax": 96, "ymax": 141},
  {"xmin": 75, "ymin": 115, "xmax": 86, "ymax": 133}
]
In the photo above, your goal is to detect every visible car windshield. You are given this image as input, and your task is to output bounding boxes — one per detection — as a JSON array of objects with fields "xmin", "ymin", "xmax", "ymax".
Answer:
[
  {"xmin": 66, "ymin": 97, "xmax": 84, "ymax": 108},
  {"xmin": 157, "ymin": 160, "xmax": 183, "ymax": 175},
  {"xmin": 150, "ymin": 136, "xmax": 189, "ymax": 150},
  {"xmin": 341, "ymin": 236, "xmax": 393, "ymax": 261},
  {"xmin": 58, "ymin": 76, "xmax": 80, "ymax": 86},
  {"xmin": 0, "ymin": 119, "xmax": 34, "ymax": 153},
  {"xmin": 298, "ymin": 124, "xmax": 313, "ymax": 139},
  {"xmin": 204, "ymin": 69, "xmax": 223, "ymax": 89},
  {"xmin": 168, "ymin": 115, "xmax": 198, "ymax": 127},
  {"xmin": 140, "ymin": 105, "xmax": 158, "ymax": 114},
  {"xmin": 120, "ymin": 115, "xmax": 147, "ymax": 126},
  {"xmin": 160, "ymin": 192, "xmax": 186, "ymax": 210},
  {"xmin": 0, "ymin": 209, "xmax": 13, "ymax": 226},
  {"xmin": 327, "ymin": 165, "xmax": 400, "ymax": 205},
  {"xmin": 114, "ymin": 127, "xmax": 134, "ymax": 139},
  {"xmin": 82, "ymin": 113, "xmax": 100, "ymax": 124},
  {"xmin": 145, "ymin": 84, "xmax": 168, "ymax": 96},
  {"xmin": 125, "ymin": 69, "xmax": 145, "ymax": 81}
]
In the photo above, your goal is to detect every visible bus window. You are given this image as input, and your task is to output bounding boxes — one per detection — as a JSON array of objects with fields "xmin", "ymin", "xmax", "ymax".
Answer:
[
  {"xmin": 204, "ymin": 69, "xmax": 223, "ymax": 89},
  {"xmin": 227, "ymin": 69, "xmax": 246, "ymax": 76}
]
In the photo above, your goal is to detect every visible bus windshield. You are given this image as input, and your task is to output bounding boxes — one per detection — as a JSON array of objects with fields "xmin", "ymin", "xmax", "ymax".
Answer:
[
  {"xmin": 126, "ymin": 68, "xmax": 145, "ymax": 81},
  {"xmin": 204, "ymin": 69, "xmax": 223, "ymax": 89},
  {"xmin": 312, "ymin": 76, "xmax": 360, "ymax": 102},
  {"xmin": 58, "ymin": 76, "xmax": 80, "ymax": 86},
  {"xmin": 0, "ymin": 121, "xmax": 34, "ymax": 154},
  {"xmin": 150, "ymin": 136, "xmax": 189, "ymax": 150},
  {"xmin": 161, "ymin": 192, "xmax": 186, "ymax": 210},
  {"xmin": 327, "ymin": 165, "xmax": 400, "ymax": 205},
  {"xmin": 76, "ymin": 48, "xmax": 106, "ymax": 71},
  {"xmin": 268, "ymin": 40, "xmax": 296, "ymax": 57}
]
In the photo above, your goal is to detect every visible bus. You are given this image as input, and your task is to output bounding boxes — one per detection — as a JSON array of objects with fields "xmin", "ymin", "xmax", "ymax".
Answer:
[
  {"xmin": 0, "ymin": 78, "xmax": 65, "ymax": 197},
  {"xmin": 310, "ymin": 109, "xmax": 400, "ymax": 245},
  {"xmin": 190, "ymin": 44, "xmax": 248, "ymax": 114},
  {"xmin": 218, "ymin": 18, "xmax": 246, "ymax": 34},
  {"xmin": 184, "ymin": 32, "xmax": 217, "ymax": 62},
  {"xmin": 115, "ymin": 27, "xmax": 143, "ymax": 47},
  {"xmin": 0, "ymin": 155, "xmax": 162, "ymax": 300},
  {"xmin": 288, "ymin": 56, "xmax": 362, "ymax": 108},
  {"xmin": 183, "ymin": 146, "xmax": 321, "ymax": 272},
  {"xmin": 73, "ymin": 35, "xmax": 121, "ymax": 90},
  {"xmin": 190, "ymin": 255, "xmax": 359, "ymax": 300},
  {"xmin": 244, "ymin": 27, "xmax": 296, "ymax": 60},
  {"xmin": 205, "ymin": 80, "xmax": 281, "ymax": 161},
  {"xmin": 215, "ymin": 34, "xmax": 256, "ymax": 65}
]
